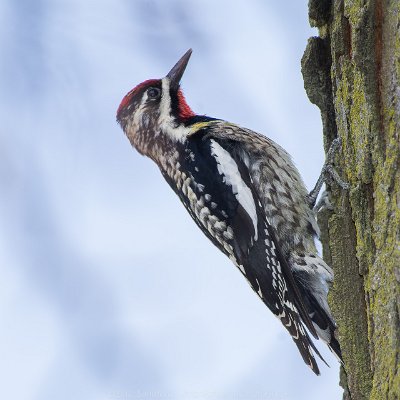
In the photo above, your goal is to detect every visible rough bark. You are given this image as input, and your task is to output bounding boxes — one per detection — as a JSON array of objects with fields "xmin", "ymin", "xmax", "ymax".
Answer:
[{"xmin": 301, "ymin": 1, "xmax": 400, "ymax": 399}]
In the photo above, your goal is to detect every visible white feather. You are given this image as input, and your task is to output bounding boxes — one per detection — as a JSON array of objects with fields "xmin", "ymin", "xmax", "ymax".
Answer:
[
  {"xmin": 158, "ymin": 78, "xmax": 190, "ymax": 143},
  {"xmin": 210, "ymin": 140, "xmax": 258, "ymax": 240}
]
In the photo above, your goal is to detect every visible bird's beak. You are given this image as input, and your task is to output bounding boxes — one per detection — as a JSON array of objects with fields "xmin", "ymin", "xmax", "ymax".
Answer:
[{"xmin": 166, "ymin": 49, "xmax": 192, "ymax": 91}]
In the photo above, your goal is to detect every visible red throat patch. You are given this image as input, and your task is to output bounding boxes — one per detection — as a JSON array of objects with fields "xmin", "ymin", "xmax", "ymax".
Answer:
[{"xmin": 177, "ymin": 89, "xmax": 195, "ymax": 120}]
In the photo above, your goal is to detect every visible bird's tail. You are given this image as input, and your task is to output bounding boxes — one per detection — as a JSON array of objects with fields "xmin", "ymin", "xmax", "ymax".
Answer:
[
  {"xmin": 275, "ymin": 297, "xmax": 324, "ymax": 375},
  {"xmin": 304, "ymin": 287, "xmax": 343, "ymax": 363},
  {"xmin": 291, "ymin": 254, "xmax": 343, "ymax": 363}
]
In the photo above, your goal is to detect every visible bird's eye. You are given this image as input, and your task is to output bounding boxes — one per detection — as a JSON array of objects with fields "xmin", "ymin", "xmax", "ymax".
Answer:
[{"xmin": 147, "ymin": 87, "xmax": 161, "ymax": 99}]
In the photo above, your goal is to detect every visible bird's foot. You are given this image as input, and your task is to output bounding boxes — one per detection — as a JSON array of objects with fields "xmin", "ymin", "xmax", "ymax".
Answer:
[{"xmin": 307, "ymin": 138, "xmax": 350, "ymax": 208}]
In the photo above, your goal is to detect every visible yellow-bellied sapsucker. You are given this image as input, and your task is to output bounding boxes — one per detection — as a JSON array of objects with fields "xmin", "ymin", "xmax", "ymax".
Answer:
[{"xmin": 117, "ymin": 49, "xmax": 345, "ymax": 375}]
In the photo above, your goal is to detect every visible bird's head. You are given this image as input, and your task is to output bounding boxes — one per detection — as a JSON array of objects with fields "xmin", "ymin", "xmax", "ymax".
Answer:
[{"xmin": 117, "ymin": 49, "xmax": 195, "ymax": 158}]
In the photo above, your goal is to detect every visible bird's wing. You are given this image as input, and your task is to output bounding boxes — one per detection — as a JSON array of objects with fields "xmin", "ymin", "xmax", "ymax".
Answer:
[
  {"xmin": 165, "ymin": 128, "xmax": 325, "ymax": 374},
  {"xmin": 188, "ymin": 122, "xmax": 318, "ymax": 334}
]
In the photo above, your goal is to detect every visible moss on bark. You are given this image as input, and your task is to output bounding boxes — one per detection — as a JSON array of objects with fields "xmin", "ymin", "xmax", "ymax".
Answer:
[{"xmin": 302, "ymin": 0, "xmax": 400, "ymax": 398}]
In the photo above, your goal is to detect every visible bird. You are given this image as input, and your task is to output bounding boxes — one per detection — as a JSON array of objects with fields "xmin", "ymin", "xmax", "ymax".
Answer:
[{"xmin": 116, "ymin": 49, "xmax": 343, "ymax": 375}]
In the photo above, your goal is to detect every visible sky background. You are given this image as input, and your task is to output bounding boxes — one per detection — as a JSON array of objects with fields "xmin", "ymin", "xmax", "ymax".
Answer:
[{"xmin": 0, "ymin": 1, "xmax": 343, "ymax": 399}]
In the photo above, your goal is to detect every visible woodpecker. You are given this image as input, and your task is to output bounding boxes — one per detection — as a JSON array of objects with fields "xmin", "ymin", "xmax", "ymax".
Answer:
[{"xmin": 117, "ymin": 49, "xmax": 344, "ymax": 375}]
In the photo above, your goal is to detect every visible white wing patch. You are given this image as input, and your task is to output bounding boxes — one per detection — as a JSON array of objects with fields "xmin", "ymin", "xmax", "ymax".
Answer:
[{"xmin": 210, "ymin": 140, "xmax": 258, "ymax": 240}]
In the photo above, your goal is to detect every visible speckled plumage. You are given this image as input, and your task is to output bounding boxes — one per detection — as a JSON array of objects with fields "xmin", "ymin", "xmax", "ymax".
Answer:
[{"xmin": 117, "ymin": 50, "xmax": 342, "ymax": 375}]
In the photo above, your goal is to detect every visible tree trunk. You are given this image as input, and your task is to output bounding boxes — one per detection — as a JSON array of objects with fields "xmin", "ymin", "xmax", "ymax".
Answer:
[{"xmin": 301, "ymin": 1, "xmax": 400, "ymax": 399}]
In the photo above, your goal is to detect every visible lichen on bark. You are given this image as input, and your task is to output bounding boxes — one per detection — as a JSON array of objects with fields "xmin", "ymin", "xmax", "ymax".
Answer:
[{"xmin": 302, "ymin": 0, "xmax": 400, "ymax": 399}]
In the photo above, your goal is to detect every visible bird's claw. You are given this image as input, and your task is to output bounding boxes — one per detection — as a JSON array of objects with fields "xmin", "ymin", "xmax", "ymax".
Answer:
[{"xmin": 307, "ymin": 137, "xmax": 349, "ymax": 208}]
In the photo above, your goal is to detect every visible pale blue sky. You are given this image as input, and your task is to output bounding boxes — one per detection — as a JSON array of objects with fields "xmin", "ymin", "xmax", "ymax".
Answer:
[{"xmin": 0, "ymin": 1, "xmax": 342, "ymax": 399}]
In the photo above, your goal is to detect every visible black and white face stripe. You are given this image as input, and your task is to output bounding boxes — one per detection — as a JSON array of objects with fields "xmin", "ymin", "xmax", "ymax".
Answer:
[
  {"xmin": 158, "ymin": 77, "xmax": 191, "ymax": 143},
  {"xmin": 159, "ymin": 78, "xmax": 172, "ymax": 123}
]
